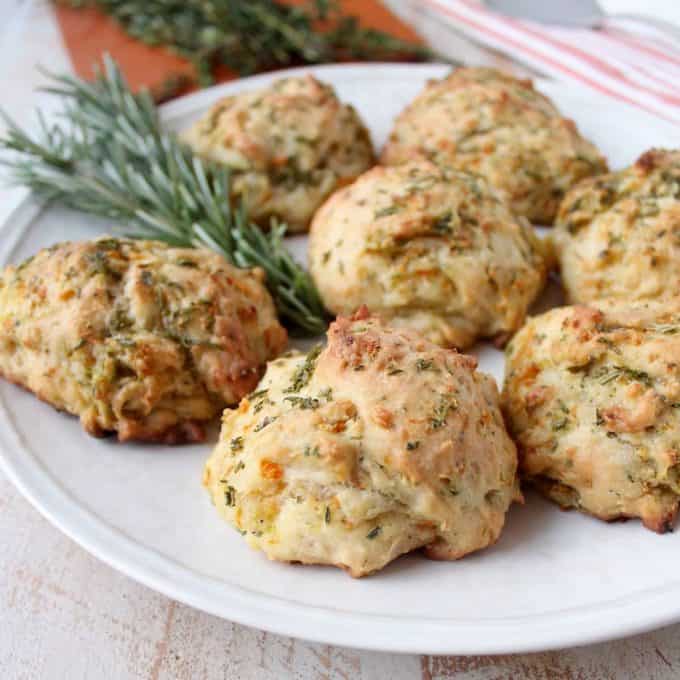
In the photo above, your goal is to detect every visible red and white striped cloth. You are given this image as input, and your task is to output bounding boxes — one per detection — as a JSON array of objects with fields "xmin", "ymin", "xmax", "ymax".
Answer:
[{"xmin": 420, "ymin": 0, "xmax": 680, "ymax": 123}]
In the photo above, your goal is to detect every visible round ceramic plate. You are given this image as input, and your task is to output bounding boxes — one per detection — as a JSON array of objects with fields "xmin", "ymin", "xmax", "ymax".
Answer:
[{"xmin": 2, "ymin": 64, "xmax": 680, "ymax": 655}]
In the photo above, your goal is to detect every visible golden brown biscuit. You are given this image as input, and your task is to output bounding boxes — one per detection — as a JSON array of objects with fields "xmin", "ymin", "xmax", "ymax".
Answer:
[
  {"xmin": 381, "ymin": 67, "xmax": 607, "ymax": 224},
  {"xmin": 204, "ymin": 309, "xmax": 520, "ymax": 577},
  {"xmin": 554, "ymin": 148, "xmax": 680, "ymax": 304},
  {"xmin": 181, "ymin": 75, "xmax": 374, "ymax": 233},
  {"xmin": 503, "ymin": 298, "xmax": 680, "ymax": 532},
  {"xmin": 308, "ymin": 160, "xmax": 549, "ymax": 349},
  {"xmin": 0, "ymin": 238, "xmax": 287, "ymax": 442}
]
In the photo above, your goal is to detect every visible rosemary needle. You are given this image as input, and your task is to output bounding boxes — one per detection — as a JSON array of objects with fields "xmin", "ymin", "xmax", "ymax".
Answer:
[{"xmin": 0, "ymin": 55, "xmax": 329, "ymax": 336}]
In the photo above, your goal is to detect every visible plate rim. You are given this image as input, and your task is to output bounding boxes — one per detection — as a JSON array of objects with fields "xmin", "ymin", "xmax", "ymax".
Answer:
[{"xmin": 2, "ymin": 62, "xmax": 680, "ymax": 655}]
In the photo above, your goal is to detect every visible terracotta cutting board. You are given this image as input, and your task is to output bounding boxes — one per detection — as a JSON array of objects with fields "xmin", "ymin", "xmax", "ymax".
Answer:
[{"xmin": 54, "ymin": 1, "xmax": 423, "ymax": 93}]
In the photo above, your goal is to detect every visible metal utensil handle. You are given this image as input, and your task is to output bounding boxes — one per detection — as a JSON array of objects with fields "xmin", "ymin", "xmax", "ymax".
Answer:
[{"xmin": 609, "ymin": 13, "xmax": 680, "ymax": 48}]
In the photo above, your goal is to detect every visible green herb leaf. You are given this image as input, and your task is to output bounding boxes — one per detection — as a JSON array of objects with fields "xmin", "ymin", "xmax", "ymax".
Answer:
[
  {"xmin": 366, "ymin": 526, "xmax": 382, "ymax": 540},
  {"xmin": 374, "ymin": 205, "xmax": 399, "ymax": 218},
  {"xmin": 431, "ymin": 395, "xmax": 457, "ymax": 429},
  {"xmin": 415, "ymin": 358, "xmax": 438, "ymax": 372},
  {"xmin": 596, "ymin": 365, "xmax": 653, "ymax": 387},
  {"xmin": 283, "ymin": 395, "xmax": 321, "ymax": 410},
  {"xmin": 254, "ymin": 416, "xmax": 277, "ymax": 432},
  {"xmin": 285, "ymin": 344, "xmax": 323, "ymax": 393}
]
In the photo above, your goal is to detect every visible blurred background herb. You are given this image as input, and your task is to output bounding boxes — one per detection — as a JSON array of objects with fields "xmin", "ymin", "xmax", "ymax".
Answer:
[{"xmin": 58, "ymin": 0, "xmax": 435, "ymax": 86}]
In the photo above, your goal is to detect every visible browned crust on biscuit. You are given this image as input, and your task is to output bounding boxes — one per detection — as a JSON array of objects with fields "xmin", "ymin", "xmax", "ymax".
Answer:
[
  {"xmin": 0, "ymin": 367, "xmax": 207, "ymax": 444},
  {"xmin": 528, "ymin": 475, "xmax": 679, "ymax": 534}
]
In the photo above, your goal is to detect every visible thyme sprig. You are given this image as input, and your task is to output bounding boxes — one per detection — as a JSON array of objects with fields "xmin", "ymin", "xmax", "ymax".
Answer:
[
  {"xmin": 0, "ymin": 56, "xmax": 328, "ymax": 335},
  {"xmin": 60, "ymin": 0, "xmax": 435, "ymax": 86}
]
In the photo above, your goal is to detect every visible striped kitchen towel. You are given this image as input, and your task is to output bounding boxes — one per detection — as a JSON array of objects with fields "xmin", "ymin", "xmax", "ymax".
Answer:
[{"xmin": 421, "ymin": 0, "xmax": 680, "ymax": 123}]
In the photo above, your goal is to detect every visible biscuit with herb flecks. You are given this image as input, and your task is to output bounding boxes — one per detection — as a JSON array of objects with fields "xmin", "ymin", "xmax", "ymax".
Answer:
[
  {"xmin": 182, "ymin": 75, "xmax": 374, "ymax": 233},
  {"xmin": 204, "ymin": 309, "xmax": 520, "ymax": 577},
  {"xmin": 554, "ymin": 148, "xmax": 680, "ymax": 304},
  {"xmin": 381, "ymin": 67, "xmax": 606, "ymax": 224},
  {"xmin": 0, "ymin": 238, "xmax": 287, "ymax": 442},
  {"xmin": 503, "ymin": 297, "xmax": 680, "ymax": 532},
  {"xmin": 308, "ymin": 160, "xmax": 549, "ymax": 350}
]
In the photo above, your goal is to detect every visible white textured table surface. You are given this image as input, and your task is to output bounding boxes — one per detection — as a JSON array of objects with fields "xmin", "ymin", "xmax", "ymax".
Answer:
[{"xmin": 2, "ymin": 2, "xmax": 680, "ymax": 678}]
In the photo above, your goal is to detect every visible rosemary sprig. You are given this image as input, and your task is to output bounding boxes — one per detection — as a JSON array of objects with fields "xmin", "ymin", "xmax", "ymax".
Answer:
[
  {"xmin": 0, "ymin": 56, "xmax": 329, "ymax": 336},
  {"xmin": 60, "ymin": 0, "xmax": 435, "ymax": 86}
]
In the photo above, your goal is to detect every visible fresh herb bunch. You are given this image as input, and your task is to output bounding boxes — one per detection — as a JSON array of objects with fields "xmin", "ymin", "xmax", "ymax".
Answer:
[
  {"xmin": 0, "ymin": 56, "xmax": 329, "ymax": 335},
  {"xmin": 60, "ymin": 0, "xmax": 434, "ymax": 86}
]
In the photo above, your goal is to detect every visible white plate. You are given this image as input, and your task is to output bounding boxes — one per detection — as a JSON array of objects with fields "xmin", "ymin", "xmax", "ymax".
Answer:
[{"xmin": 2, "ymin": 64, "xmax": 680, "ymax": 656}]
